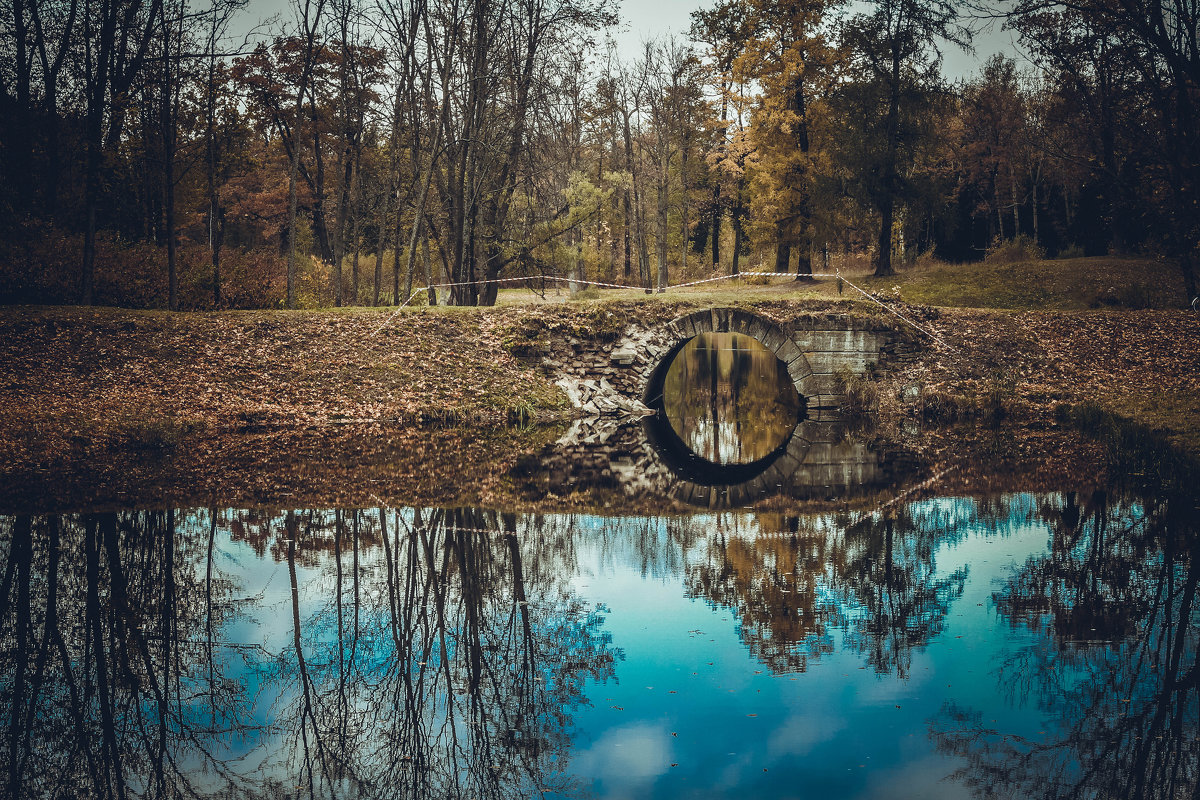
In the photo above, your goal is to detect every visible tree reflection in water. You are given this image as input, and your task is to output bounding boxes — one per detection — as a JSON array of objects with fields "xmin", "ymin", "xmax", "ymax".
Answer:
[
  {"xmin": 678, "ymin": 504, "xmax": 970, "ymax": 676},
  {"xmin": 1, "ymin": 491, "xmax": 1196, "ymax": 799},
  {"xmin": 661, "ymin": 332, "xmax": 802, "ymax": 465},
  {"xmin": 932, "ymin": 491, "xmax": 1200, "ymax": 800},
  {"xmin": 0, "ymin": 509, "xmax": 618, "ymax": 799}
]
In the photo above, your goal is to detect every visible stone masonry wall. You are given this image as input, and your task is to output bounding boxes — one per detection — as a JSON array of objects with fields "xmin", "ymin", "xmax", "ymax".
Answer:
[{"xmin": 541, "ymin": 307, "xmax": 916, "ymax": 417}]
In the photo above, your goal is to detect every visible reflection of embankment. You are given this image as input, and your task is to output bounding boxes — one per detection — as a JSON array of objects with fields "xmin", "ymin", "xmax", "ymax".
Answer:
[
  {"xmin": 0, "ymin": 423, "xmax": 569, "ymax": 515},
  {"xmin": 524, "ymin": 414, "xmax": 922, "ymax": 511}
]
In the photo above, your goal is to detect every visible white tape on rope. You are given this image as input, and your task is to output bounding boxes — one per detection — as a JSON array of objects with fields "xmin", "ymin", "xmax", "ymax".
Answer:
[{"xmin": 370, "ymin": 269, "xmax": 949, "ymax": 351}]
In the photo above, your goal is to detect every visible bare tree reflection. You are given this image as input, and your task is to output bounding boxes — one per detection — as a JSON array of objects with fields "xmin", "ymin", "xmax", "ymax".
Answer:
[
  {"xmin": 932, "ymin": 492, "xmax": 1200, "ymax": 800},
  {"xmin": 0, "ymin": 510, "xmax": 257, "ymax": 799},
  {"xmin": 0, "ymin": 508, "xmax": 619, "ymax": 799},
  {"xmin": 830, "ymin": 508, "xmax": 969, "ymax": 678}
]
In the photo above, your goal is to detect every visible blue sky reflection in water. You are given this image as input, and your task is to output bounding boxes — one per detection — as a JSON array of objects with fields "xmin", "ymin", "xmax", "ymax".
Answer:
[{"xmin": 2, "ymin": 493, "xmax": 1196, "ymax": 799}]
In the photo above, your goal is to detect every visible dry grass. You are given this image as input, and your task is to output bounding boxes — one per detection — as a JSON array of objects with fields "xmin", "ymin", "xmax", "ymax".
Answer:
[
  {"xmin": 892, "ymin": 255, "xmax": 1188, "ymax": 310},
  {"xmin": 468, "ymin": 253, "xmax": 1190, "ymax": 312}
]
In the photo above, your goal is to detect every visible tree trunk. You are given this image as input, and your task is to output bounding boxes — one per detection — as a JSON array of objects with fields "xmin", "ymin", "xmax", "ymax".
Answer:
[
  {"xmin": 284, "ymin": 0, "xmax": 324, "ymax": 309},
  {"xmin": 796, "ymin": 245, "xmax": 812, "ymax": 280},
  {"xmin": 422, "ymin": 226, "xmax": 436, "ymax": 306},
  {"xmin": 568, "ymin": 229, "xmax": 582, "ymax": 296},
  {"xmin": 873, "ymin": 42, "xmax": 901, "ymax": 278},
  {"xmin": 1009, "ymin": 161, "xmax": 1020, "ymax": 237},
  {"xmin": 622, "ymin": 108, "xmax": 650, "ymax": 291},
  {"xmin": 656, "ymin": 145, "xmax": 669, "ymax": 293},
  {"xmin": 712, "ymin": 89, "xmax": 728, "ymax": 273},
  {"xmin": 373, "ymin": 191, "xmax": 388, "ymax": 307},
  {"xmin": 1179, "ymin": 247, "xmax": 1197, "ymax": 306},
  {"xmin": 392, "ymin": 198, "xmax": 403, "ymax": 304},
  {"xmin": 161, "ymin": 14, "xmax": 178, "ymax": 312},
  {"xmin": 403, "ymin": 125, "xmax": 442, "ymax": 304},
  {"xmin": 875, "ymin": 198, "xmax": 895, "ymax": 276},
  {"xmin": 995, "ymin": 182, "xmax": 1006, "ymax": 241},
  {"xmin": 1031, "ymin": 173, "xmax": 1039, "ymax": 246},
  {"xmin": 332, "ymin": 148, "xmax": 353, "ymax": 306},
  {"xmin": 622, "ymin": 188, "xmax": 633, "ymax": 281},
  {"xmin": 775, "ymin": 240, "xmax": 791, "ymax": 275},
  {"xmin": 731, "ymin": 198, "xmax": 744, "ymax": 277},
  {"xmin": 679, "ymin": 144, "xmax": 688, "ymax": 281},
  {"xmin": 286, "ymin": 134, "xmax": 301, "ymax": 308},
  {"xmin": 349, "ymin": 147, "xmax": 362, "ymax": 304}
]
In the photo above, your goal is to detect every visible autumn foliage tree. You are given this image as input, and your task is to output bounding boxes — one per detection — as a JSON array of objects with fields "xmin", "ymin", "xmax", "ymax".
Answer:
[{"xmin": 0, "ymin": 0, "xmax": 1197, "ymax": 307}]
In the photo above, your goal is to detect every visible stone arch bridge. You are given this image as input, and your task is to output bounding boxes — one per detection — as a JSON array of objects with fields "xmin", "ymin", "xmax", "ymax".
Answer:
[{"xmin": 550, "ymin": 307, "xmax": 907, "ymax": 416}]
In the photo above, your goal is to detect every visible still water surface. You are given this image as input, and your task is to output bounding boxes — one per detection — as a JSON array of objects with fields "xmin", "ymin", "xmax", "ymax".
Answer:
[
  {"xmin": 1, "ymin": 493, "xmax": 1196, "ymax": 799},
  {"xmin": 2, "ymin": 335, "xmax": 1197, "ymax": 798}
]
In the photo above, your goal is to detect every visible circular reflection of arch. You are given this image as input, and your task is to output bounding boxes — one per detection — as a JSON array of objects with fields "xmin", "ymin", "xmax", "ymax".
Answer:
[
  {"xmin": 641, "ymin": 414, "xmax": 817, "ymax": 509},
  {"xmin": 641, "ymin": 326, "xmax": 808, "ymax": 508}
]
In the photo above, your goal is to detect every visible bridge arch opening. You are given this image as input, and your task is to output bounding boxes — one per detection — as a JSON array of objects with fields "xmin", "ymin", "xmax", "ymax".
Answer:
[
  {"xmin": 638, "ymin": 308, "xmax": 819, "ymax": 411},
  {"xmin": 634, "ymin": 309, "xmax": 818, "ymax": 494},
  {"xmin": 650, "ymin": 331, "xmax": 803, "ymax": 466}
]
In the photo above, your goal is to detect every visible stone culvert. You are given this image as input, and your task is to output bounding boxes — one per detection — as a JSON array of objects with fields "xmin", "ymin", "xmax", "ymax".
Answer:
[{"xmin": 547, "ymin": 306, "xmax": 906, "ymax": 417}]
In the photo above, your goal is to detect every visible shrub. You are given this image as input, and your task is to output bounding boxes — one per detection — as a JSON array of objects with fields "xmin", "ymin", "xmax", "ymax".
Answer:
[
  {"xmin": 984, "ymin": 235, "xmax": 1045, "ymax": 264},
  {"xmin": 0, "ymin": 220, "xmax": 291, "ymax": 309},
  {"xmin": 834, "ymin": 365, "xmax": 879, "ymax": 416}
]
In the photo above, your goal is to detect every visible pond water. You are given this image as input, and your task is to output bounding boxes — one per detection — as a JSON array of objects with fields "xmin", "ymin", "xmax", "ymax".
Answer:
[
  {"xmin": 2, "ymin": 335, "xmax": 1198, "ymax": 799},
  {"xmin": 1, "ymin": 492, "xmax": 1196, "ymax": 800}
]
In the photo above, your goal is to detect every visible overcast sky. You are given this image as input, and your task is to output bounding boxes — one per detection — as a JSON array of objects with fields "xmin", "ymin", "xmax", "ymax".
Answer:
[
  {"xmin": 613, "ymin": 0, "xmax": 1029, "ymax": 80},
  {"xmin": 236, "ymin": 0, "xmax": 1030, "ymax": 81}
]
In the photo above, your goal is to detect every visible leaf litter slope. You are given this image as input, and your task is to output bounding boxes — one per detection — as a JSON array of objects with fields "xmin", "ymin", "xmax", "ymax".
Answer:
[
  {"xmin": 1, "ymin": 300, "xmax": 1198, "ymax": 511},
  {"xmin": 0, "ymin": 307, "xmax": 564, "ymax": 463}
]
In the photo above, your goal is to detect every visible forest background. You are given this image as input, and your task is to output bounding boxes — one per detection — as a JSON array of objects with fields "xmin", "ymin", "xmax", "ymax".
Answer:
[{"xmin": 1, "ymin": 0, "xmax": 1197, "ymax": 311}]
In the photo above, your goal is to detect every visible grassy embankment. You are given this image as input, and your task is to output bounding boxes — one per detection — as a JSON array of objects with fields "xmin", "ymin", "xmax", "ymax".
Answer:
[
  {"xmin": 1, "ymin": 252, "xmax": 1197, "ymax": 510},
  {"xmin": 867, "ymin": 253, "xmax": 1199, "ymax": 456},
  {"xmin": 488, "ymin": 252, "xmax": 1199, "ymax": 454}
]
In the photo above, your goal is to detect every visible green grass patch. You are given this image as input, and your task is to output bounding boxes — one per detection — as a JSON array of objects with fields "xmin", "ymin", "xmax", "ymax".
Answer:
[{"xmin": 893, "ymin": 256, "xmax": 1187, "ymax": 310}]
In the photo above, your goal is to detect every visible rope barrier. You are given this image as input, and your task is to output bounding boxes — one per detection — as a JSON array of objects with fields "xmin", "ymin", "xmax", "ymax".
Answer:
[
  {"xmin": 368, "ymin": 269, "xmax": 953, "ymax": 345},
  {"xmin": 833, "ymin": 270, "xmax": 958, "ymax": 352}
]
